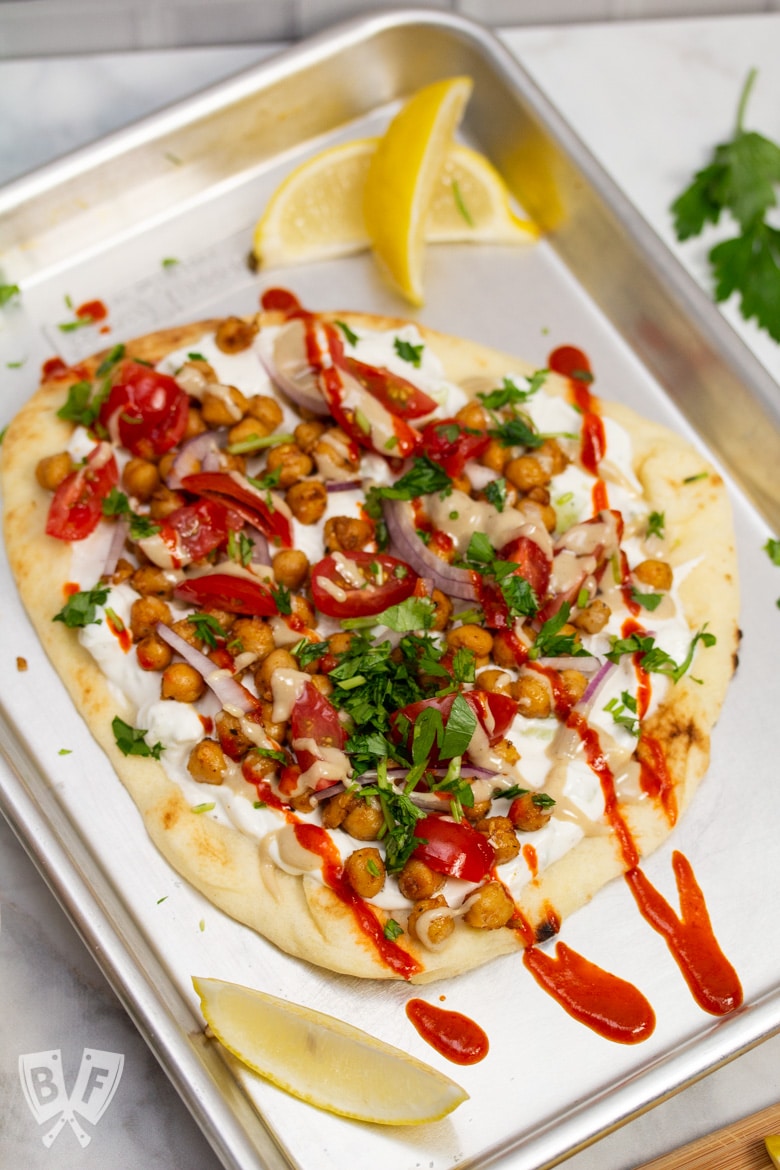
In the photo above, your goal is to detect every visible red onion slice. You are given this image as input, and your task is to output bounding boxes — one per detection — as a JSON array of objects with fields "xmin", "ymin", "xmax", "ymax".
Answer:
[
  {"xmin": 326, "ymin": 479, "xmax": 362, "ymax": 493},
  {"xmin": 156, "ymin": 622, "xmax": 258, "ymax": 714},
  {"xmin": 103, "ymin": 517, "xmax": 130, "ymax": 578},
  {"xmin": 257, "ymin": 319, "xmax": 330, "ymax": 416},
  {"xmin": 167, "ymin": 431, "xmax": 226, "ymax": 489},
  {"xmin": 383, "ymin": 498, "xmax": 478, "ymax": 603}
]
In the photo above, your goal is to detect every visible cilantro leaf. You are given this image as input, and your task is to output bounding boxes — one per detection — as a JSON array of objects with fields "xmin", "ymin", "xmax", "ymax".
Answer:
[
  {"xmin": 393, "ymin": 337, "xmax": 424, "ymax": 367},
  {"xmin": 335, "ymin": 320, "xmax": 359, "ymax": 346},
  {"xmin": 765, "ymin": 536, "xmax": 780, "ymax": 565},
  {"xmin": 478, "ymin": 372, "xmax": 547, "ymax": 411},
  {"xmin": 365, "ymin": 456, "xmax": 452, "ymax": 516},
  {"xmin": 0, "ymin": 283, "xmax": 21, "ymax": 308},
  {"xmin": 112, "ymin": 716, "xmax": 164, "ymax": 759},
  {"xmin": 53, "ymin": 584, "xmax": 110, "ymax": 628}
]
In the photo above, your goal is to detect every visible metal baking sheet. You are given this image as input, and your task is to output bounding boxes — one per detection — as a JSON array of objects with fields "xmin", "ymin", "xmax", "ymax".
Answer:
[{"xmin": 1, "ymin": 10, "xmax": 779, "ymax": 1170}]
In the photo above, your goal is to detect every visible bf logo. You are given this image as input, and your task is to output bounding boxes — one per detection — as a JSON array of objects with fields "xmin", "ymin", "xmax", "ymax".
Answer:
[{"xmin": 19, "ymin": 1048, "xmax": 124, "ymax": 1147}]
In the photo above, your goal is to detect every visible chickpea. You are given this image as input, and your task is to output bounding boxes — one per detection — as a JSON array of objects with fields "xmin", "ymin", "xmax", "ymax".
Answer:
[
  {"xmin": 342, "ymin": 795, "xmax": 384, "ymax": 841},
  {"xmin": 130, "ymin": 595, "xmax": 171, "ymax": 641},
  {"xmin": 477, "ymin": 668, "xmax": 513, "ymax": 696},
  {"xmin": 130, "ymin": 565, "xmax": 174, "ymax": 599},
  {"xmin": 475, "ymin": 816, "xmax": 521, "ymax": 865},
  {"xmin": 445, "ymin": 624, "xmax": 493, "ymax": 658},
  {"xmin": 559, "ymin": 669, "xmax": 588, "ymax": 705},
  {"xmin": 36, "ymin": 452, "xmax": 75, "ymax": 492},
  {"xmin": 201, "ymin": 385, "xmax": 249, "ymax": 428},
  {"xmin": 308, "ymin": 673, "xmax": 334, "ymax": 698},
  {"xmin": 289, "ymin": 594, "xmax": 316, "ymax": 628},
  {"xmin": 408, "ymin": 896, "xmax": 454, "ymax": 947},
  {"xmin": 537, "ymin": 438, "xmax": 569, "ymax": 475},
  {"xmin": 122, "ymin": 457, "xmax": 160, "ymax": 501},
  {"xmin": 450, "ymin": 473, "xmax": 472, "ymax": 494},
  {"xmin": 157, "ymin": 451, "xmax": 177, "ymax": 481},
  {"xmin": 454, "ymin": 401, "xmax": 489, "ymax": 431},
  {"xmin": 343, "ymin": 848, "xmax": 386, "ymax": 899},
  {"xmin": 227, "ymin": 417, "xmax": 271, "ymax": 448},
  {"xmin": 289, "ymin": 789, "xmax": 316, "ymax": 813},
  {"xmin": 135, "ymin": 633, "xmax": 174, "ymax": 672},
  {"xmin": 481, "ymin": 439, "xmax": 510, "ymax": 473},
  {"xmin": 428, "ymin": 589, "xmax": 453, "ymax": 632},
  {"xmin": 321, "ymin": 790, "xmax": 357, "ymax": 830},
  {"xmin": 572, "ymin": 598, "xmax": 611, "ymax": 634},
  {"xmin": 463, "ymin": 882, "xmax": 514, "ymax": 930},
  {"xmin": 313, "ymin": 428, "xmax": 360, "ymax": 476},
  {"xmin": 148, "ymin": 486, "xmax": 185, "ymax": 521},
  {"xmin": 231, "ymin": 617, "xmax": 275, "ymax": 660},
  {"xmin": 169, "ymin": 617, "xmax": 204, "ymax": 649},
  {"xmin": 243, "ymin": 747, "xmax": 281, "ymax": 785},
  {"xmin": 511, "ymin": 674, "xmax": 552, "ymax": 719},
  {"xmin": 508, "ymin": 791, "xmax": 555, "ymax": 833},
  {"xmin": 246, "ymin": 394, "xmax": 284, "ymax": 433},
  {"xmin": 265, "ymin": 442, "xmax": 313, "ymax": 488},
  {"xmin": 214, "ymin": 710, "xmax": 253, "ymax": 759},
  {"xmin": 323, "ymin": 516, "xmax": 374, "ymax": 553},
  {"xmin": 505, "ymin": 454, "xmax": 551, "ymax": 492},
  {"xmin": 161, "ymin": 662, "xmax": 206, "ymax": 703},
  {"xmin": 187, "ymin": 739, "xmax": 227, "ymax": 785},
  {"xmin": 493, "ymin": 738, "xmax": 521, "ymax": 766},
  {"xmin": 462, "ymin": 797, "xmax": 493, "ymax": 823},
  {"xmin": 215, "ymin": 315, "xmax": 258, "ymax": 354},
  {"xmin": 492, "ymin": 630, "xmax": 525, "ymax": 672},
  {"xmin": 327, "ymin": 631, "xmax": 355, "ymax": 659},
  {"xmin": 633, "ymin": 559, "xmax": 673, "ymax": 591},
  {"xmin": 397, "ymin": 858, "xmax": 445, "ymax": 902},
  {"xmin": 294, "ymin": 419, "xmax": 327, "ymax": 453},
  {"xmin": 181, "ymin": 357, "xmax": 217, "ymax": 383},
  {"xmin": 269, "ymin": 549, "xmax": 308, "ymax": 592},
  {"xmin": 110, "ymin": 557, "xmax": 135, "ymax": 585},
  {"xmin": 286, "ymin": 480, "xmax": 328, "ymax": 525},
  {"xmin": 254, "ymin": 647, "xmax": 299, "ymax": 702},
  {"xmin": 526, "ymin": 485, "xmax": 551, "ymax": 506},
  {"xmin": 184, "ymin": 405, "xmax": 208, "ymax": 440},
  {"xmin": 258, "ymin": 699, "xmax": 287, "ymax": 743}
]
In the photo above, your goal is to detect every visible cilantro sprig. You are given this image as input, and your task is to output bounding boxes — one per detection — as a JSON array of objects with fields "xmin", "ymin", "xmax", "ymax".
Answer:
[
  {"xmin": 53, "ymin": 584, "xmax": 110, "ymax": 628},
  {"xmin": 112, "ymin": 716, "xmax": 164, "ymax": 759},
  {"xmin": 101, "ymin": 488, "xmax": 161, "ymax": 540},
  {"xmin": 671, "ymin": 68, "xmax": 780, "ymax": 342}
]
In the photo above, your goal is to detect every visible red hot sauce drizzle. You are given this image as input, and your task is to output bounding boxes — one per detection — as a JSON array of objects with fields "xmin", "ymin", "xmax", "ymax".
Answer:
[
  {"xmin": 406, "ymin": 999, "xmax": 490, "ymax": 1065},
  {"xmin": 548, "ymin": 346, "xmax": 607, "ymax": 514}
]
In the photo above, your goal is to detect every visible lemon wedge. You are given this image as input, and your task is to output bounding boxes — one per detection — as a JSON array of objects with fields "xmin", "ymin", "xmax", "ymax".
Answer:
[
  {"xmin": 363, "ymin": 75, "xmax": 473, "ymax": 306},
  {"xmin": 253, "ymin": 138, "xmax": 537, "ymax": 272},
  {"xmin": 766, "ymin": 1135, "xmax": 780, "ymax": 1167},
  {"xmin": 192, "ymin": 976, "xmax": 468, "ymax": 1125}
]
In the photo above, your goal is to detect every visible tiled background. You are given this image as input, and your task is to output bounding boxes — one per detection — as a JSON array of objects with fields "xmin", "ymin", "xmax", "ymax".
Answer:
[{"xmin": 1, "ymin": 0, "xmax": 779, "ymax": 56}]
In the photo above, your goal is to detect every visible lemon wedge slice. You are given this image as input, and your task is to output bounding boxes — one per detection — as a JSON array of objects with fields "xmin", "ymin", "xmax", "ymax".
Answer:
[
  {"xmin": 192, "ymin": 976, "xmax": 468, "ymax": 1125},
  {"xmin": 252, "ymin": 138, "xmax": 537, "ymax": 272},
  {"xmin": 363, "ymin": 75, "xmax": 473, "ymax": 306},
  {"xmin": 766, "ymin": 1135, "xmax": 780, "ymax": 1167}
]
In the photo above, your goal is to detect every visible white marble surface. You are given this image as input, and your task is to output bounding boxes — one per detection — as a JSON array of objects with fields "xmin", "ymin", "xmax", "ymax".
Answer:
[{"xmin": 1, "ymin": 15, "xmax": 780, "ymax": 1170}]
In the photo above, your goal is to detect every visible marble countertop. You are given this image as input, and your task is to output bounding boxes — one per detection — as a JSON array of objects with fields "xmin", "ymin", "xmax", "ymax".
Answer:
[{"xmin": 2, "ymin": 13, "xmax": 780, "ymax": 1170}]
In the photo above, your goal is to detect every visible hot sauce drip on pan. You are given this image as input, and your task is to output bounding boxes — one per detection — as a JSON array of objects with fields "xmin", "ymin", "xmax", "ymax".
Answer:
[
  {"xmin": 549, "ymin": 345, "xmax": 608, "ymax": 512},
  {"xmin": 406, "ymin": 999, "xmax": 489, "ymax": 1065}
]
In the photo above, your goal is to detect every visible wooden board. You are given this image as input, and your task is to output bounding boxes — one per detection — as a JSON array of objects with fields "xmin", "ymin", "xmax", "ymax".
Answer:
[{"xmin": 634, "ymin": 1103, "xmax": 780, "ymax": 1169}]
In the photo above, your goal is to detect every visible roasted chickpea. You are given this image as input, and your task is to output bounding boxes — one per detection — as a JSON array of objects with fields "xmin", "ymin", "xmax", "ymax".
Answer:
[
  {"xmin": 408, "ymin": 896, "xmax": 454, "ymax": 947},
  {"xmin": 559, "ymin": 669, "xmax": 588, "ymax": 705},
  {"xmin": 397, "ymin": 858, "xmax": 445, "ymax": 902},
  {"xmin": 508, "ymin": 791, "xmax": 555, "ymax": 832},
  {"xmin": 323, "ymin": 516, "xmax": 374, "ymax": 553},
  {"xmin": 537, "ymin": 438, "xmax": 569, "ymax": 475},
  {"xmin": 462, "ymin": 797, "xmax": 493, "ymax": 823},
  {"xmin": 110, "ymin": 557, "xmax": 135, "ymax": 585},
  {"xmin": 242, "ymin": 747, "xmax": 280, "ymax": 785},
  {"xmin": 253, "ymin": 647, "xmax": 299, "ymax": 702},
  {"xmin": 493, "ymin": 737, "xmax": 521, "ymax": 766},
  {"xmin": 445, "ymin": 624, "xmax": 493, "ymax": 658},
  {"xmin": 187, "ymin": 739, "xmax": 227, "ymax": 785},
  {"xmin": 475, "ymin": 816, "xmax": 521, "ymax": 864},
  {"xmin": 265, "ymin": 442, "xmax": 314, "ymax": 488},
  {"xmin": 285, "ymin": 480, "xmax": 328, "ymax": 525},
  {"xmin": 227, "ymin": 417, "xmax": 271, "ymax": 448},
  {"xmin": 294, "ymin": 419, "xmax": 327, "ymax": 453},
  {"xmin": 320, "ymin": 790, "xmax": 356, "ymax": 830},
  {"xmin": 511, "ymin": 674, "xmax": 552, "ymax": 719},
  {"xmin": 161, "ymin": 662, "xmax": 206, "ymax": 703},
  {"xmin": 308, "ymin": 673, "xmax": 334, "ymax": 698},
  {"xmin": 312, "ymin": 429, "xmax": 360, "ymax": 478},
  {"xmin": 463, "ymin": 882, "xmax": 514, "ymax": 930},
  {"xmin": 215, "ymin": 315, "xmax": 258, "ymax": 354},
  {"xmin": 214, "ymin": 710, "xmax": 254, "ymax": 759},
  {"xmin": 343, "ymin": 848, "xmax": 386, "ymax": 899},
  {"xmin": 342, "ymin": 795, "xmax": 384, "ymax": 841},
  {"xmin": 130, "ymin": 595, "xmax": 171, "ymax": 641},
  {"xmin": 505, "ymin": 454, "xmax": 551, "ymax": 492},
  {"xmin": 269, "ymin": 549, "xmax": 308, "ymax": 592},
  {"xmin": 184, "ymin": 405, "xmax": 208, "ymax": 440},
  {"xmin": 258, "ymin": 700, "xmax": 287, "ymax": 743},
  {"xmin": 492, "ymin": 630, "xmax": 524, "ymax": 672},
  {"xmin": 122, "ymin": 457, "xmax": 160, "ymax": 501},
  {"xmin": 130, "ymin": 565, "xmax": 174, "ymax": 599},
  {"xmin": 169, "ymin": 616, "xmax": 204, "ymax": 649},
  {"xmin": 477, "ymin": 668, "xmax": 513, "ymax": 696},
  {"xmin": 454, "ymin": 401, "xmax": 489, "ymax": 430},
  {"xmin": 245, "ymin": 394, "xmax": 284, "ymax": 433},
  {"xmin": 428, "ymin": 589, "xmax": 453, "ymax": 631},
  {"xmin": 633, "ymin": 559, "xmax": 673, "ymax": 591},
  {"xmin": 572, "ymin": 598, "xmax": 611, "ymax": 634},
  {"xmin": 35, "ymin": 452, "xmax": 75, "ymax": 492},
  {"xmin": 480, "ymin": 439, "xmax": 510, "ymax": 473},
  {"xmin": 201, "ymin": 385, "xmax": 249, "ymax": 428},
  {"xmin": 148, "ymin": 486, "xmax": 186, "ymax": 521},
  {"xmin": 135, "ymin": 633, "xmax": 174, "ymax": 672},
  {"xmin": 230, "ymin": 617, "xmax": 275, "ymax": 660}
]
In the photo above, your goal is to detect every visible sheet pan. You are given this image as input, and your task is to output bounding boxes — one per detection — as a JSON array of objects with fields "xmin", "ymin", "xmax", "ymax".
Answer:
[{"xmin": 1, "ymin": 10, "xmax": 780, "ymax": 1170}]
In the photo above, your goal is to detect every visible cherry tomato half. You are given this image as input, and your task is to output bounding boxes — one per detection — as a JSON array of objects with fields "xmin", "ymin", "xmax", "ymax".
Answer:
[
  {"xmin": 155, "ymin": 498, "xmax": 236, "ymax": 565},
  {"xmin": 498, "ymin": 535, "xmax": 551, "ymax": 601},
  {"xmin": 173, "ymin": 573, "xmax": 279, "ymax": 616},
  {"xmin": 342, "ymin": 356, "xmax": 439, "ymax": 420},
  {"xmin": 181, "ymin": 471, "xmax": 292, "ymax": 549},
  {"xmin": 99, "ymin": 361, "xmax": 189, "ymax": 459},
  {"xmin": 391, "ymin": 691, "xmax": 517, "ymax": 761},
  {"xmin": 45, "ymin": 441, "xmax": 119, "ymax": 541},
  {"xmin": 290, "ymin": 681, "xmax": 346, "ymax": 777},
  {"xmin": 412, "ymin": 816, "xmax": 495, "ymax": 882},
  {"xmin": 310, "ymin": 551, "xmax": 418, "ymax": 619},
  {"xmin": 420, "ymin": 419, "xmax": 491, "ymax": 478}
]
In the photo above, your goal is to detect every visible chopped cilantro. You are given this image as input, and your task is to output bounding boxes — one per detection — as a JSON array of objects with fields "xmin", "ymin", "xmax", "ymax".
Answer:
[
  {"xmin": 335, "ymin": 320, "xmax": 359, "ymax": 346},
  {"xmin": 187, "ymin": 613, "xmax": 226, "ymax": 649},
  {"xmin": 484, "ymin": 477, "xmax": 507, "ymax": 512},
  {"xmin": 291, "ymin": 638, "xmax": 329, "ymax": 669},
  {"xmin": 0, "ymin": 283, "xmax": 21, "ymax": 308},
  {"xmin": 53, "ymin": 584, "xmax": 110, "ymax": 628},
  {"xmin": 393, "ymin": 337, "xmax": 424, "ymax": 367},
  {"xmin": 101, "ymin": 488, "xmax": 161, "ymax": 540},
  {"xmin": 630, "ymin": 587, "xmax": 664, "ymax": 612},
  {"xmin": 764, "ymin": 536, "xmax": 780, "ymax": 565},
  {"xmin": 604, "ymin": 692, "xmax": 640, "ymax": 736},
  {"xmin": 112, "ymin": 716, "xmax": 164, "ymax": 759},
  {"xmin": 270, "ymin": 583, "xmax": 293, "ymax": 615},
  {"xmin": 647, "ymin": 511, "xmax": 666, "ymax": 539},
  {"xmin": 384, "ymin": 918, "xmax": 404, "ymax": 941},
  {"xmin": 478, "ymin": 372, "xmax": 547, "ymax": 411},
  {"xmin": 341, "ymin": 596, "xmax": 435, "ymax": 633},
  {"xmin": 529, "ymin": 603, "xmax": 590, "ymax": 660},
  {"xmin": 364, "ymin": 455, "xmax": 452, "ymax": 517},
  {"xmin": 607, "ymin": 626, "xmax": 716, "ymax": 683},
  {"xmin": 228, "ymin": 529, "xmax": 255, "ymax": 566},
  {"xmin": 489, "ymin": 414, "xmax": 543, "ymax": 449}
]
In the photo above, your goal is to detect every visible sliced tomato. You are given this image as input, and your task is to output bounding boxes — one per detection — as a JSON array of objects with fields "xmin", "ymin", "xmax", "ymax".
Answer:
[
  {"xmin": 181, "ymin": 471, "xmax": 292, "ymax": 549},
  {"xmin": 99, "ymin": 361, "xmax": 189, "ymax": 459},
  {"xmin": 45, "ymin": 441, "xmax": 119, "ymax": 541},
  {"xmin": 498, "ymin": 535, "xmax": 551, "ymax": 601},
  {"xmin": 412, "ymin": 816, "xmax": 495, "ymax": 882},
  {"xmin": 420, "ymin": 418, "xmax": 491, "ymax": 478},
  {"xmin": 156, "ymin": 498, "xmax": 235, "ymax": 564},
  {"xmin": 343, "ymin": 356, "xmax": 438, "ymax": 420},
  {"xmin": 291, "ymin": 681, "xmax": 346, "ymax": 776},
  {"xmin": 391, "ymin": 691, "xmax": 517, "ymax": 761},
  {"xmin": 310, "ymin": 551, "xmax": 417, "ymax": 619},
  {"xmin": 173, "ymin": 572, "xmax": 278, "ymax": 616}
]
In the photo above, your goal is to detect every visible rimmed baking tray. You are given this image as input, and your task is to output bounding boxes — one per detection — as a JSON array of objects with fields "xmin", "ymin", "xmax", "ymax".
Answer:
[{"xmin": 1, "ymin": 10, "xmax": 779, "ymax": 1170}]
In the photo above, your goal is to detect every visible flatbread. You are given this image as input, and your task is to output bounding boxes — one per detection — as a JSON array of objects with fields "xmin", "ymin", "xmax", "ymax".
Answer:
[{"xmin": 0, "ymin": 306, "xmax": 739, "ymax": 983}]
